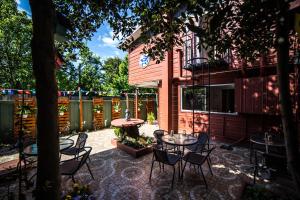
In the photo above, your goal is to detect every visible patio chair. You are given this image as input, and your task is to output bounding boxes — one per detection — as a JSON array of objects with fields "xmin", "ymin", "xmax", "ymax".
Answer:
[
  {"xmin": 181, "ymin": 147, "xmax": 215, "ymax": 189},
  {"xmin": 149, "ymin": 147, "xmax": 181, "ymax": 189},
  {"xmin": 60, "ymin": 132, "xmax": 88, "ymax": 158},
  {"xmin": 60, "ymin": 146, "xmax": 94, "ymax": 182},
  {"xmin": 185, "ymin": 132, "xmax": 213, "ymax": 174},
  {"xmin": 186, "ymin": 132, "xmax": 209, "ymax": 152},
  {"xmin": 253, "ymin": 150, "xmax": 287, "ymax": 184}
]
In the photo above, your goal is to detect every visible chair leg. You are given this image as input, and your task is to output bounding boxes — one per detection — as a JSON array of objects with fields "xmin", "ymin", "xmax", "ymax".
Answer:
[
  {"xmin": 207, "ymin": 158, "xmax": 213, "ymax": 176},
  {"xmin": 149, "ymin": 160, "xmax": 155, "ymax": 181},
  {"xmin": 86, "ymin": 163, "xmax": 94, "ymax": 180},
  {"xmin": 199, "ymin": 165, "xmax": 208, "ymax": 189},
  {"xmin": 171, "ymin": 166, "xmax": 175, "ymax": 189},
  {"xmin": 181, "ymin": 161, "xmax": 188, "ymax": 179}
]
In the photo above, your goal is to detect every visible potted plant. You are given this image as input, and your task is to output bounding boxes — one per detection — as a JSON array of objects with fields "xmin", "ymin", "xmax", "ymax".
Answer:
[
  {"xmin": 16, "ymin": 104, "xmax": 35, "ymax": 118},
  {"xmin": 58, "ymin": 104, "xmax": 68, "ymax": 116},
  {"xmin": 93, "ymin": 104, "xmax": 103, "ymax": 114},
  {"xmin": 137, "ymin": 100, "xmax": 143, "ymax": 111},
  {"xmin": 113, "ymin": 102, "xmax": 121, "ymax": 113},
  {"xmin": 147, "ymin": 112, "xmax": 155, "ymax": 125},
  {"xmin": 62, "ymin": 183, "xmax": 92, "ymax": 200}
]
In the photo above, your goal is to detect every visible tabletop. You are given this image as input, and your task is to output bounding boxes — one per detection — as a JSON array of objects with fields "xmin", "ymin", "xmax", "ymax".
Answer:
[
  {"xmin": 162, "ymin": 134, "xmax": 198, "ymax": 146},
  {"xmin": 250, "ymin": 134, "xmax": 285, "ymax": 147},
  {"xmin": 24, "ymin": 138, "xmax": 74, "ymax": 156},
  {"xmin": 111, "ymin": 118, "xmax": 144, "ymax": 128}
]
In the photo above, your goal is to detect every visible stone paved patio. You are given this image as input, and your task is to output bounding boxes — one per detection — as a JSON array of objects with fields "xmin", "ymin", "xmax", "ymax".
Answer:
[{"xmin": 0, "ymin": 124, "xmax": 297, "ymax": 199}]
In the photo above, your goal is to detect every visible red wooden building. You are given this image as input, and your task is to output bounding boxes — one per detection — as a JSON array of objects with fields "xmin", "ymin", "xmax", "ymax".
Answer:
[{"xmin": 126, "ymin": 14, "xmax": 299, "ymax": 141}]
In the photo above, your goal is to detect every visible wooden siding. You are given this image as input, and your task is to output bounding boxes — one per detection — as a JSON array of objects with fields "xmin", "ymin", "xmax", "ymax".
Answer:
[{"xmin": 128, "ymin": 44, "xmax": 165, "ymax": 85}]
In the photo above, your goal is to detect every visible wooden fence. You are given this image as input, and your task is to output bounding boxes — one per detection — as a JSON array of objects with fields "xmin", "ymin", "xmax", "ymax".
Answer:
[{"xmin": 0, "ymin": 97, "xmax": 157, "ymax": 142}]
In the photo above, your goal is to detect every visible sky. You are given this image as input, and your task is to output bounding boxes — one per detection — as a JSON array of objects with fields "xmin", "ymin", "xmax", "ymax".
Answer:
[{"xmin": 16, "ymin": 0, "xmax": 127, "ymax": 60}]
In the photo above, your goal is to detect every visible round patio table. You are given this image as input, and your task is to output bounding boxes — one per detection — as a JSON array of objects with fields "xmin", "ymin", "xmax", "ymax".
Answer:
[
  {"xmin": 111, "ymin": 118, "xmax": 144, "ymax": 138},
  {"xmin": 250, "ymin": 134, "xmax": 285, "ymax": 154},
  {"xmin": 161, "ymin": 134, "xmax": 198, "ymax": 147},
  {"xmin": 24, "ymin": 138, "xmax": 74, "ymax": 156}
]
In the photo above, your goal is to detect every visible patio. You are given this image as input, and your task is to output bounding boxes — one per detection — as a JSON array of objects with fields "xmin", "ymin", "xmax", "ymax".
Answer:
[{"xmin": 0, "ymin": 124, "xmax": 297, "ymax": 200}]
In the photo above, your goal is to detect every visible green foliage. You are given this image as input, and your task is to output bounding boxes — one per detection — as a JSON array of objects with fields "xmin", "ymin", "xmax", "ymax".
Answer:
[
  {"xmin": 114, "ymin": 128, "xmax": 123, "ymax": 140},
  {"xmin": 147, "ymin": 112, "xmax": 155, "ymax": 125},
  {"xmin": 58, "ymin": 105, "xmax": 68, "ymax": 113},
  {"xmin": 62, "ymin": 183, "xmax": 92, "ymax": 200},
  {"xmin": 137, "ymin": 100, "xmax": 143, "ymax": 111},
  {"xmin": 121, "ymin": 135, "xmax": 153, "ymax": 149},
  {"xmin": 93, "ymin": 104, "xmax": 103, "ymax": 113},
  {"xmin": 105, "ymin": 0, "xmax": 295, "ymax": 63},
  {"xmin": 102, "ymin": 56, "xmax": 135, "ymax": 96},
  {"xmin": 113, "ymin": 102, "xmax": 121, "ymax": 113},
  {"xmin": 0, "ymin": 0, "xmax": 33, "ymax": 88},
  {"xmin": 16, "ymin": 104, "xmax": 35, "ymax": 115}
]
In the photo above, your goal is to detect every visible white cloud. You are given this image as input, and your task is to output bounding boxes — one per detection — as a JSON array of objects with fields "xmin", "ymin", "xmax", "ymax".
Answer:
[
  {"xmin": 97, "ymin": 31, "xmax": 121, "ymax": 47},
  {"xmin": 15, "ymin": 0, "xmax": 21, "ymax": 4},
  {"xmin": 102, "ymin": 36, "xmax": 119, "ymax": 47}
]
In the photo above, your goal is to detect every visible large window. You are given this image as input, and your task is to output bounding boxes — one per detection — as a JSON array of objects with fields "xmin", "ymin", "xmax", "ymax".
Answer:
[{"xmin": 181, "ymin": 84, "xmax": 235, "ymax": 113}]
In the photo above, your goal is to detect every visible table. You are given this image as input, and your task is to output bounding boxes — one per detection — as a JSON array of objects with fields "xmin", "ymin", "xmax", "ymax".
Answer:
[
  {"xmin": 111, "ymin": 118, "xmax": 144, "ymax": 138},
  {"xmin": 161, "ymin": 134, "xmax": 198, "ymax": 147},
  {"xmin": 250, "ymin": 134, "xmax": 285, "ymax": 154},
  {"xmin": 24, "ymin": 138, "xmax": 74, "ymax": 156}
]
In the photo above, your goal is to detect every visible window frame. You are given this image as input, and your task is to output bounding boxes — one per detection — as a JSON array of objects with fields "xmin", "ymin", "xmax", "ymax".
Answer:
[{"xmin": 180, "ymin": 83, "xmax": 238, "ymax": 115}]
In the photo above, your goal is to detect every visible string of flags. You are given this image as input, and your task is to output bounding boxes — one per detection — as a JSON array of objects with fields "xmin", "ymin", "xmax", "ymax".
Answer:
[{"xmin": 0, "ymin": 89, "xmax": 104, "ymax": 97}]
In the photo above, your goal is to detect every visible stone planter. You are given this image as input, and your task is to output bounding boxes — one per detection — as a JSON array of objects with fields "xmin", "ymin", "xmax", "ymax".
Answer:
[{"xmin": 59, "ymin": 112, "xmax": 64, "ymax": 116}]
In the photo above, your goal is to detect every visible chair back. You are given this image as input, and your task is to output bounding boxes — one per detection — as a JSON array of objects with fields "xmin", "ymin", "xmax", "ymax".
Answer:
[
  {"xmin": 153, "ymin": 130, "xmax": 165, "ymax": 145},
  {"xmin": 75, "ymin": 132, "xmax": 88, "ymax": 149},
  {"xmin": 153, "ymin": 148, "xmax": 169, "ymax": 164},
  {"xmin": 193, "ymin": 132, "xmax": 209, "ymax": 152},
  {"xmin": 78, "ymin": 147, "xmax": 92, "ymax": 168}
]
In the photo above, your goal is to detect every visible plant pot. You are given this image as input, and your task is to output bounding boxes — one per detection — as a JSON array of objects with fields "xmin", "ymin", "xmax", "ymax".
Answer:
[
  {"xmin": 96, "ymin": 111, "xmax": 100, "ymax": 114},
  {"xmin": 22, "ymin": 114, "xmax": 28, "ymax": 118},
  {"xmin": 148, "ymin": 120, "xmax": 153, "ymax": 125},
  {"xmin": 59, "ymin": 112, "xmax": 64, "ymax": 116}
]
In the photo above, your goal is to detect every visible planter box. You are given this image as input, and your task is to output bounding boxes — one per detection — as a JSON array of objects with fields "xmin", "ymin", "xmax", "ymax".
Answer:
[{"xmin": 111, "ymin": 138, "xmax": 152, "ymax": 158}]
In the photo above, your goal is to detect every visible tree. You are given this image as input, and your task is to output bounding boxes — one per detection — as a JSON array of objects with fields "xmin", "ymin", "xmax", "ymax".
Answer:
[
  {"xmin": 105, "ymin": 0, "xmax": 300, "ymax": 195},
  {"xmin": 29, "ymin": 0, "xmax": 106, "ymax": 197},
  {"xmin": 0, "ymin": 0, "xmax": 33, "ymax": 88},
  {"xmin": 102, "ymin": 56, "xmax": 134, "ymax": 95},
  {"xmin": 78, "ymin": 45, "xmax": 104, "ymax": 91}
]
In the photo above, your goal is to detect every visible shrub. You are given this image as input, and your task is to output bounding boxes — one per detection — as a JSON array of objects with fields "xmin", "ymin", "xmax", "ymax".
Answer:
[{"xmin": 147, "ymin": 112, "xmax": 155, "ymax": 124}]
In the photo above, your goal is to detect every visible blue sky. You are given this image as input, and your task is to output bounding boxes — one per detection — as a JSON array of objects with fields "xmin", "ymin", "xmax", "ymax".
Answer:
[{"xmin": 16, "ymin": 0, "xmax": 126, "ymax": 60}]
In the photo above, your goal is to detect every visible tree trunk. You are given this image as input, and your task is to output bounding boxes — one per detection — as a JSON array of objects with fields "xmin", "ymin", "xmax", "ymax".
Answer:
[
  {"xmin": 29, "ymin": 0, "xmax": 60, "ymax": 199},
  {"xmin": 276, "ymin": 0, "xmax": 300, "ymax": 196}
]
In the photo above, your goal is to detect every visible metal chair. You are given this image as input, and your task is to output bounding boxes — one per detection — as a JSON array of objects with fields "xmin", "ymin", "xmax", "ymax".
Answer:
[
  {"xmin": 60, "ymin": 132, "xmax": 88, "ymax": 158},
  {"xmin": 60, "ymin": 146, "xmax": 94, "ymax": 182},
  {"xmin": 181, "ymin": 147, "xmax": 215, "ymax": 189},
  {"xmin": 253, "ymin": 150, "xmax": 287, "ymax": 184},
  {"xmin": 149, "ymin": 147, "xmax": 181, "ymax": 189}
]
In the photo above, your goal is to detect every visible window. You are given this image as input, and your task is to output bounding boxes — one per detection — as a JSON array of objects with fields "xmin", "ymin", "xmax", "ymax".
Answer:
[
  {"xmin": 182, "ymin": 86, "xmax": 207, "ymax": 111},
  {"xmin": 181, "ymin": 84, "xmax": 235, "ymax": 113}
]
